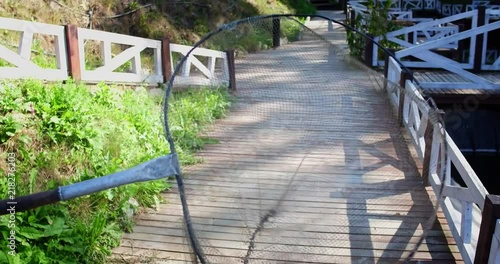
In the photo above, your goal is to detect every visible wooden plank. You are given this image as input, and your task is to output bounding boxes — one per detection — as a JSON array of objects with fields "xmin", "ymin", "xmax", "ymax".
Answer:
[
  {"xmin": 78, "ymin": 27, "xmax": 161, "ymax": 48},
  {"xmin": 131, "ymin": 224, "xmax": 457, "ymax": 245},
  {"xmin": 162, "ymin": 37, "xmax": 172, "ymax": 83},
  {"xmin": 226, "ymin": 50, "xmax": 236, "ymax": 91},
  {"xmin": 121, "ymin": 232, "xmax": 460, "ymax": 253},
  {"xmin": 65, "ymin": 24, "xmax": 81, "ymax": 81}
]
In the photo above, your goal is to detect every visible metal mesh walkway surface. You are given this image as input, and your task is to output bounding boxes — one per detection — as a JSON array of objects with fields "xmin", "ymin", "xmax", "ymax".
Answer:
[{"xmin": 112, "ymin": 16, "xmax": 461, "ymax": 264}]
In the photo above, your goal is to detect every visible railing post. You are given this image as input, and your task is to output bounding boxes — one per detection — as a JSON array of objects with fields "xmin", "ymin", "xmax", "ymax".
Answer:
[
  {"xmin": 162, "ymin": 37, "xmax": 172, "ymax": 83},
  {"xmin": 272, "ymin": 17, "xmax": 280, "ymax": 49},
  {"xmin": 64, "ymin": 24, "xmax": 81, "ymax": 81},
  {"xmin": 456, "ymin": 24, "xmax": 465, "ymax": 62},
  {"xmin": 473, "ymin": 6, "xmax": 486, "ymax": 73},
  {"xmin": 350, "ymin": 9, "xmax": 356, "ymax": 26},
  {"xmin": 398, "ymin": 71, "xmax": 412, "ymax": 127},
  {"xmin": 421, "ymin": 118, "xmax": 434, "ymax": 185},
  {"xmin": 364, "ymin": 34, "xmax": 374, "ymax": 67},
  {"xmin": 225, "ymin": 50, "xmax": 236, "ymax": 91},
  {"xmin": 384, "ymin": 49, "xmax": 395, "ymax": 79},
  {"xmin": 475, "ymin": 195, "xmax": 500, "ymax": 263}
]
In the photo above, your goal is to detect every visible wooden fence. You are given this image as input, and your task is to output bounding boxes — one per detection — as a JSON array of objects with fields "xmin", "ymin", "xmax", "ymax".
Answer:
[
  {"xmin": 386, "ymin": 56, "xmax": 500, "ymax": 264},
  {"xmin": 0, "ymin": 17, "xmax": 234, "ymax": 87}
]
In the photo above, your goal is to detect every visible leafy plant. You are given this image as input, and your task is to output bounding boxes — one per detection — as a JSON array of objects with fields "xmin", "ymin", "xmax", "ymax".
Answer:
[
  {"xmin": 346, "ymin": 0, "xmax": 400, "ymax": 58},
  {"xmin": 0, "ymin": 80, "xmax": 231, "ymax": 263}
]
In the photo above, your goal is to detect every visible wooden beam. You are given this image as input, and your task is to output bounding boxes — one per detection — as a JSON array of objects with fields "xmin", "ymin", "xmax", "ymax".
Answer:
[
  {"xmin": 273, "ymin": 17, "xmax": 280, "ymax": 49},
  {"xmin": 364, "ymin": 34, "xmax": 374, "ymax": 67},
  {"xmin": 64, "ymin": 24, "xmax": 81, "ymax": 81},
  {"xmin": 398, "ymin": 71, "xmax": 412, "ymax": 127},
  {"xmin": 383, "ymin": 49, "xmax": 395, "ymax": 79},
  {"xmin": 473, "ymin": 6, "xmax": 486, "ymax": 73},
  {"xmin": 225, "ymin": 50, "xmax": 236, "ymax": 91},
  {"xmin": 421, "ymin": 118, "xmax": 434, "ymax": 186},
  {"xmin": 475, "ymin": 195, "xmax": 500, "ymax": 263}
]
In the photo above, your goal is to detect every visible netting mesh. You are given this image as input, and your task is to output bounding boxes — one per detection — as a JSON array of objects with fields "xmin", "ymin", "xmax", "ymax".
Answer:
[{"xmin": 163, "ymin": 15, "xmax": 448, "ymax": 264}]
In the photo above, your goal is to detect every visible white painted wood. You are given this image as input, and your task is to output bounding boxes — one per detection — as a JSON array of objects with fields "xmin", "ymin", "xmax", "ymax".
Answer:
[
  {"xmin": 419, "ymin": 82, "xmax": 500, "ymax": 90},
  {"xmin": 386, "ymin": 57, "xmax": 402, "ymax": 108},
  {"xmin": 399, "ymin": 61, "xmax": 473, "ymax": 69},
  {"xmin": 100, "ymin": 41, "xmax": 112, "ymax": 66},
  {"xmin": 441, "ymin": 185, "xmax": 475, "ymax": 203},
  {"xmin": 18, "ymin": 30, "xmax": 33, "ymax": 60},
  {"xmin": 397, "ymin": 20, "xmax": 500, "ymax": 58},
  {"xmin": 170, "ymin": 44, "xmax": 226, "ymax": 58},
  {"xmin": 382, "ymin": 41, "xmax": 489, "ymax": 264},
  {"xmin": 94, "ymin": 45, "xmax": 144, "ymax": 73},
  {"xmin": 445, "ymin": 154, "xmax": 451, "ymax": 186},
  {"xmin": 402, "ymin": 81, "xmax": 428, "ymax": 160},
  {"xmin": 78, "ymin": 28, "xmax": 161, "ymax": 48},
  {"xmin": 372, "ymin": 10, "xmax": 475, "ymax": 66},
  {"xmin": 83, "ymin": 71, "xmax": 162, "ymax": 83},
  {"xmin": 0, "ymin": 17, "xmax": 68, "ymax": 80},
  {"xmin": 441, "ymin": 196, "xmax": 477, "ymax": 264},
  {"xmin": 208, "ymin": 57, "xmax": 216, "ymax": 75},
  {"xmin": 153, "ymin": 48, "xmax": 162, "ymax": 76},
  {"xmin": 169, "ymin": 43, "xmax": 229, "ymax": 86},
  {"xmin": 77, "ymin": 27, "xmax": 163, "ymax": 84},
  {"xmin": 131, "ymin": 55, "xmax": 141, "ymax": 75},
  {"xmin": 386, "ymin": 10, "xmax": 477, "ymax": 39},
  {"xmin": 0, "ymin": 67, "xmax": 67, "ymax": 80},
  {"xmin": 401, "ymin": 51, "xmax": 493, "ymax": 88},
  {"xmin": 423, "ymin": 118, "xmax": 487, "ymax": 264},
  {"xmin": 0, "ymin": 45, "xmax": 39, "ymax": 70},
  {"xmin": 461, "ymin": 201, "xmax": 473, "ymax": 244},
  {"xmin": 446, "ymin": 132, "xmax": 489, "ymax": 208},
  {"xmin": 54, "ymin": 35, "xmax": 67, "ymax": 71},
  {"xmin": 181, "ymin": 56, "xmax": 191, "ymax": 77},
  {"xmin": 402, "ymin": 0, "xmax": 423, "ymax": 10},
  {"xmin": 0, "ymin": 17, "xmax": 65, "ymax": 35}
]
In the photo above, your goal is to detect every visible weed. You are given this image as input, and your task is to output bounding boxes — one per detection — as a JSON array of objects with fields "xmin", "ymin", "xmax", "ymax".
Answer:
[{"xmin": 0, "ymin": 80, "xmax": 231, "ymax": 263}]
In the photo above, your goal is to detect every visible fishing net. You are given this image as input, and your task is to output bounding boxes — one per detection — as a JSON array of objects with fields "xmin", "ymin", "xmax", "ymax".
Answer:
[{"xmin": 159, "ymin": 15, "xmax": 450, "ymax": 263}]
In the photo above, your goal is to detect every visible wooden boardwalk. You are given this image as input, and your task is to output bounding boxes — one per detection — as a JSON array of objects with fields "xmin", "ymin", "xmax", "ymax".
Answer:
[
  {"xmin": 112, "ymin": 25, "xmax": 462, "ymax": 263},
  {"xmin": 414, "ymin": 71, "xmax": 500, "ymax": 95}
]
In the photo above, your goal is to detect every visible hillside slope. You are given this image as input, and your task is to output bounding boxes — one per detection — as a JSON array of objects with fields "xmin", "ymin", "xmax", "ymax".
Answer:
[{"xmin": 0, "ymin": 0, "xmax": 315, "ymax": 44}]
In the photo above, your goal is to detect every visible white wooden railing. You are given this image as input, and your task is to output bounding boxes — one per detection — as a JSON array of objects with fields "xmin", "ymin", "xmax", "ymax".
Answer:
[
  {"xmin": 386, "ymin": 57, "xmax": 429, "ymax": 161},
  {"xmin": 482, "ymin": 9, "xmax": 500, "ymax": 70},
  {"xmin": 77, "ymin": 28, "xmax": 163, "ymax": 83},
  {"xmin": 170, "ymin": 44, "xmax": 230, "ymax": 87},
  {"xmin": 428, "ymin": 127, "xmax": 487, "ymax": 263},
  {"xmin": 349, "ymin": 2, "xmax": 500, "ymax": 80},
  {"xmin": 386, "ymin": 56, "xmax": 495, "ymax": 264},
  {"xmin": 0, "ymin": 17, "xmax": 231, "ymax": 87},
  {"xmin": 0, "ymin": 17, "xmax": 68, "ymax": 80},
  {"xmin": 371, "ymin": 9, "xmax": 473, "ymax": 68}
]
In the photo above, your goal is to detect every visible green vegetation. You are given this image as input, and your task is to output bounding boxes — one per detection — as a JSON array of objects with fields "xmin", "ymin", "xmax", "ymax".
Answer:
[
  {"xmin": 347, "ymin": 0, "xmax": 400, "ymax": 58},
  {"xmin": 0, "ymin": 81, "xmax": 231, "ymax": 263}
]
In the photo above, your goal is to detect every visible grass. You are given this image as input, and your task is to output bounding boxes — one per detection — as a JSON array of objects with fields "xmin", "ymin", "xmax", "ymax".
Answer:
[{"xmin": 0, "ymin": 80, "xmax": 231, "ymax": 263}]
